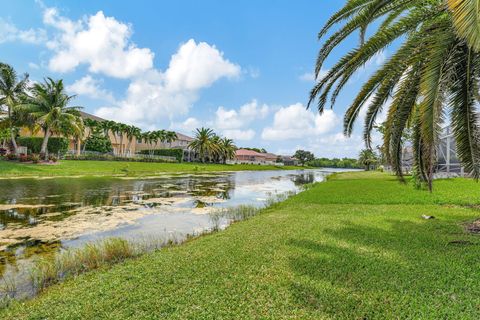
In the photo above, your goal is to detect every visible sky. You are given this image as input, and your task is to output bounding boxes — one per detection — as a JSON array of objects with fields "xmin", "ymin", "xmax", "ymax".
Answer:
[{"xmin": 0, "ymin": 0, "xmax": 387, "ymax": 158}]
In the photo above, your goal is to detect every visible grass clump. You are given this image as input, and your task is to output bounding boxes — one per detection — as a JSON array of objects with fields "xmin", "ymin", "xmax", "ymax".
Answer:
[{"xmin": 29, "ymin": 238, "xmax": 136, "ymax": 292}]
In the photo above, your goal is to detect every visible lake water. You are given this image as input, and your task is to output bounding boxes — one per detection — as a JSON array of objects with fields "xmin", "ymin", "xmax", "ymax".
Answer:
[{"xmin": 0, "ymin": 168, "xmax": 343, "ymax": 297}]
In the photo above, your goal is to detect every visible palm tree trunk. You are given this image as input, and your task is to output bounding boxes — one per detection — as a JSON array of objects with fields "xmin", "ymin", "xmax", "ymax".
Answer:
[
  {"xmin": 7, "ymin": 107, "xmax": 18, "ymax": 154},
  {"xmin": 40, "ymin": 128, "xmax": 51, "ymax": 157},
  {"xmin": 76, "ymin": 137, "xmax": 81, "ymax": 156}
]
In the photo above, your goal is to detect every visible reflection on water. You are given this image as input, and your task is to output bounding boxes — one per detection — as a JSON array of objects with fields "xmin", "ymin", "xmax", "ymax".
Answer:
[{"xmin": 0, "ymin": 169, "xmax": 338, "ymax": 284}]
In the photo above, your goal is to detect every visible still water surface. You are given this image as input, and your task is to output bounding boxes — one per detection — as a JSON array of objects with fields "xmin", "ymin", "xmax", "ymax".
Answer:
[{"xmin": 0, "ymin": 169, "xmax": 340, "ymax": 283}]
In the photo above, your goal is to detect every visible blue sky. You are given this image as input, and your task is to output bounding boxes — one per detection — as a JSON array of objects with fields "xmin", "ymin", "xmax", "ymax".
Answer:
[{"xmin": 0, "ymin": 0, "xmax": 386, "ymax": 157}]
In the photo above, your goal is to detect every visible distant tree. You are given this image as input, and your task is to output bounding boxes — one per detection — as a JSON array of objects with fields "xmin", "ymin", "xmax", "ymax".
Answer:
[
  {"xmin": 358, "ymin": 149, "xmax": 379, "ymax": 171},
  {"xmin": 0, "ymin": 63, "xmax": 29, "ymax": 154},
  {"xmin": 189, "ymin": 127, "xmax": 218, "ymax": 163},
  {"xmin": 20, "ymin": 78, "xmax": 82, "ymax": 157},
  {"xmin": 294, "ymin": 150, "xmax": 315, "ymax": 166}
]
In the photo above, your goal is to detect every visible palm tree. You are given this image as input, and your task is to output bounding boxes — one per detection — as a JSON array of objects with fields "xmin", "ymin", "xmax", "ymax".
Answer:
[
  {"xmin": 309, "ymin": 0, "xmax": 480, "ymax": 190},
  {"xmin": 188, "ymin": 127, "xmax": 217, "ymax": 163},
  {"xmin": 117, "ymin": 123, "xmax": 128, "ymax": 155},
  {"xmin": 219, "ymin": 137, "xmax": 236, "ymax": 164},
  {"xmin": 0, "ymin": 63, "xmax": 29, "ymax": 154},
  {"xmin": 358, "ymin": 149, "xmax": 378, "ymax": 171},
  {"xmin": 125, "ymin": 124, "xmax": 141, "ymax": 155},
  {"xmin": 82, "ymin": 118, "xmax": 98, "ymax": 152},
  {"xmin": 20, "ymin": 78, "xmax": 82, "ymax": 157},
  {"xmin": 165, "ymin": 131, "xmax": 178, "ymax": 148}
]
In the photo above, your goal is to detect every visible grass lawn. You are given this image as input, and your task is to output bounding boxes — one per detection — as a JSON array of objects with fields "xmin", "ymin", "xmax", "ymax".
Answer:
[
  {"xmin": 3, "ymin": 171, "xmax": 480, "ymax": 319},
  {"xmin": 0, "ymin": 160, "xmax": 299, "ymax": 178}
]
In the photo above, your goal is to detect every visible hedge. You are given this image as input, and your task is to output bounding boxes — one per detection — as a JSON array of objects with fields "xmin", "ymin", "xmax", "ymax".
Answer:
[
  {"xmin": 17, "ymin": 137, "xmax": 69, "ymax": 154},
  {"xmin": 64, "ymin": 153, "xmax": 177, "ymax": 163},
  {"xmin": 139, "ymin": 149, "xmax": 184, "ymax": 162}
]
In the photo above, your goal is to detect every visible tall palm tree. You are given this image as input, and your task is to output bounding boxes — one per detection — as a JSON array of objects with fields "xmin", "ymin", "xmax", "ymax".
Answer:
[
  {"xmin": 309, "ymin": 0, "xmax": 480, "ymax": 190},
  {"xmin": 0, "ymin": 63, "xmax": 29, "ymax": 154},
  {"xmin": 188, "ymin": 127, "xmax": 217, "ymax": 163},
  {"xmin": 117, "ymin": 123, "xmax": 128, "ymax": 155},
  {"xmin": 125, "ymin": 124, "xmax": 141, "ymax": 155},
  {"xmin": 219, "ymin": 137, "xmax": 236, "ymax": 164},
  {"xmin": 165, "ymin": 131, "xmax": 178, "ymax": 148},
  {"xmin": 20, "ymin": 78, "xmax": 82, "ymax": 156}
]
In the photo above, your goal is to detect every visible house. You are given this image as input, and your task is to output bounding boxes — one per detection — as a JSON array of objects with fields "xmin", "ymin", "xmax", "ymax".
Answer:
[
  {"xmin": 233, "ymin": 149, "xmax": 267, "ymax": 164},
  {"xmin": 263, "ymin": 153, "xmax": 279, "ymax": 163},
  {"xmin": 280, "ymin": 155, "xmax": 299, "ymax": 166},
  {"xmin": 135, "ymin": 132, "xmax": 193, "ymax": 152}
]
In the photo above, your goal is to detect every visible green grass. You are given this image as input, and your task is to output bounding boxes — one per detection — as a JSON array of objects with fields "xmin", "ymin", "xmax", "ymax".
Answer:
[
  {"xmin": 3, "ymin": 172, "xmax": 480, "ymax": 319},
  {"xmin": 0, "ymin": 160, "xmax": 299, "ymax": 178}
]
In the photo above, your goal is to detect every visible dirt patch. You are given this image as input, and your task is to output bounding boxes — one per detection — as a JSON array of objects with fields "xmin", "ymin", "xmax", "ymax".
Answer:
[{"xmin": 465, "ymin": 219, "xmax": 480, "ymax": 234}]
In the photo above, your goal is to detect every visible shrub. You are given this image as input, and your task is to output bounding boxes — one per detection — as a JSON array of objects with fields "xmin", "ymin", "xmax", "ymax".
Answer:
[
  {"xmin": 0, "ymin": 148, "xmax": 7, "ymax": 156},
  {"xmin": 48, "ymin": 154, "xmax": 58, "ymax": 163},
  {"xmin": 138, "ymin": 149, "xmax": 184, "ymax": 162},
  {"xmin": 63, "ymin": 153, "xmax": 177, "ymax": 163},
  {"xmin": 30, "ymin": 154, "xmax": 40, "ymax": 164},
  {"xmin": 17, "ymin": 137, "xmax": 69, "ymax": 155},
  {"xmin": 84, "ymin": 135, "xmax": 113, "ymax": 153},
  {"xmin": 19, "ymin": 154, "xmax": 29, "ymax": 162},
  {"xmin": 5, "ymin": 153, "xmax": 17, "ymax": 161}
]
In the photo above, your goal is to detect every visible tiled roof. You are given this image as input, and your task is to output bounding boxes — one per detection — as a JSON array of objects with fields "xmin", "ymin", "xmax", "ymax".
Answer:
[
  {"xmin": 236, "ymin": 149, "xmax": 266, "ymax": 157},
  {"xmin": 79, "ymin": 111, "xmax": 107, "ymax": 122},
  {"xmin": 175, "ymin": 132, "xmax": 194, "ymax": 142}
]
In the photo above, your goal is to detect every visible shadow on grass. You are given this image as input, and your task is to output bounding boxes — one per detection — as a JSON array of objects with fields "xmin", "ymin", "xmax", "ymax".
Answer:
[{"xmin": 287, "ymin": 217, "xmax": 480, "ymax": 318}]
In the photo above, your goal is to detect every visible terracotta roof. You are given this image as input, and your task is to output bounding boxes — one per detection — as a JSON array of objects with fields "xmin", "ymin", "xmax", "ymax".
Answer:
[
  {"xmin": 236, "ymin": 149, "xmax": 266, "ymax": 157},
  {"xmin": 79, "ymin": 111, "xmax": 107, "ymax": 122},
  {"xmin": 175, "ymin": 132, "xmax": 194, "ymax": 142}
]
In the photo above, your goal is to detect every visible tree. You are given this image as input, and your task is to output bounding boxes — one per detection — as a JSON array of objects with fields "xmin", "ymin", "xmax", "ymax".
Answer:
[
  {"xmin": 20, "ymin": 78, "xmax": 82, "ymax": 157},
  {"xmin": 188, "ymin": 127, "xmax": 218, "ymax": 163},
  {"xmin": 358, "ymin": 149, "xmax": 378, "ymax": 171},
  {"xmin": 82, "ymin": 118, "xmax": 98, "ymax": 152},
  {"xmin": 125, "ymin": 124, "xmax": 141, "ymax": 155},
  {"xmin": 219, "ymin": 137, "xmax": 236, "ymax": 164},
  {"xmin": 309, "ymin": 0, "xmax": 480, "ymax": 190},
  {"xmin": 165, "ymin": 131, "xmax": 177, "ymax": 148},
  {"xmin": 294, "ymin": 150, "xmax": 315, "ymax": 166},
  {"xmin": 0, "ymin": 63, "xmax": 29, "ymax": 154}
]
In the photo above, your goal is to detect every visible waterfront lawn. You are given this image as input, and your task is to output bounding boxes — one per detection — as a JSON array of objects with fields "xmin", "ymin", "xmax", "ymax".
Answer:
[
  {"xmin": 0, "ymin": 160, "xmax": 298, "ymax": 178},
  {"xmin": 3, "ymin": 172, "xmax": 480, "ymax": 319}
]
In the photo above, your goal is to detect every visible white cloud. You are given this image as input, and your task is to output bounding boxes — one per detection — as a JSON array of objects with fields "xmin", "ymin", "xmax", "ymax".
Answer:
[
  {"xmin": 170, "ymin": 117, "xmax": 201, "ymax": 133},
  {"xmin": 0, "ymin": 19, "xmax": 47, "ymax": 44},
  {"xmin": 44, "ymin": 9, "xmax": 154, "ymax": 78},
  {"xmin": 67, "ymin": 75, "xmax": 115, "ymax": 102},
  {"xmin": 215, "ymin": 99, "xmax": 268, "ymax": 130},
  {"xmin": 164, "ymin": 39, "xmax": 240, "ymax": 91},
  {"xmin": 96, "ymin": 40, "xmax": 241, "ymax": 127},
  {"xmin": 223, "ymin": 129, "xmax": 256, "ymax": 141},
  {"xmin": 299, "ymin": 69, "xmax": 329, "ymax": 82},
  {"xmin": 261, "ymin": 103, "xmax": 338, "ymax": 140},
  {"xmin": 28, "ymin": 62, "xmax": 40, "ymax": 70}
]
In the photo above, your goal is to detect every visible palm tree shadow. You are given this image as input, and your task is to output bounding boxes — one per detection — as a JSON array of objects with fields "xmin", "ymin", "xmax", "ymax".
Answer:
[{"xmin": 287, "ymin": 217, "xmax": 480, "ymax": 317}]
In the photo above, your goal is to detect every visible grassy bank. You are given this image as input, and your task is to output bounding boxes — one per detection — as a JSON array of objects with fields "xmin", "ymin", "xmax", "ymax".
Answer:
[
  {"xmin": 3, "ymin": 172, "xmax": 480, "ymax": 319},
  {"xmin": 0, "ymin": 160, "xmax": 299, "ymax": 178}
]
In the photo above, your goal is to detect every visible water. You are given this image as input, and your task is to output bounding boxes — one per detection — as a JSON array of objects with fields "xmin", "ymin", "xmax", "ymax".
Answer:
[{"xmin": 0, "ymin": 168, "xmax": 342, "ymax": 297}]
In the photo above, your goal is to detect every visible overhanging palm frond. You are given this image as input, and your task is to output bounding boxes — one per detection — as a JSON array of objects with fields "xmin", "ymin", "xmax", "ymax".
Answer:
[{"xmin": 448, "ymin": 0, "xmax": 480, "ymax": 51}]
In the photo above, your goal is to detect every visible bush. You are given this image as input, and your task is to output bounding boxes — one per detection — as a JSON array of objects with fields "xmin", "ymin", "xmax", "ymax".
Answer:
[
  {"xmin": 17, "ymin": 137, "xmax": 69, "ymax": 155},
  {"xmin": 48, "ymin": 154, "xmax": 58, "ymax": 163},
  {"xmin": 5, "ymin": 153, "xmax": 17, "ymax": 161},
  {"xmin": 0, "ymin": 148, "xmax": 7, "ymax": 156},
  {"xmin": 84, "ymin": 135, "xmax": 113, "ymax": 153},
  {"xmin": 30, "ymin": 154, "xmax": 40, "ymax": 164},
  {"xmin": 64, "ymin": 153, "xmax": 177, "ymax": 163},
  {"xmin": 19, "ymin": 153, "xmax": 29, "ymax": 162},
  {"xmin": 138, "ymin": 149, "xmax": 184, "ymax": 162}
]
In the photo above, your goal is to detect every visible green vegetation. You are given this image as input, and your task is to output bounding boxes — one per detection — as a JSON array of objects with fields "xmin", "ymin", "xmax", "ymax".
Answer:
[
  {"xmin": 308, "ymin": 157, "xmax": 360, "ymax": 169},
  {"xmin": 189, "ymin": 127, "xmax": 237, "ymax": 163},
  {"xmin": 293, "ymin": 150, "xmax": 314, "ymax": 166},
  {"xmin": 16, "ymin": 137, "xmax": 69, "ymax": 155},
  {"xmin": 309, "ymin": 0, "xmax": 480, "ymax": 189},
  {"xmin": 139, "ymin": 148, "xmax": 184, "ymax": 162},
  {"xmin": 3, "ymin": 172, "xmax": 480, "ymax": 318},
  {"xmin": 84, "ymin": 133, "xmax": 113, "ymax": 153},
  {"xmin": 0, "ymin": 160, "xmax": 296, "ymax": 178}
]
